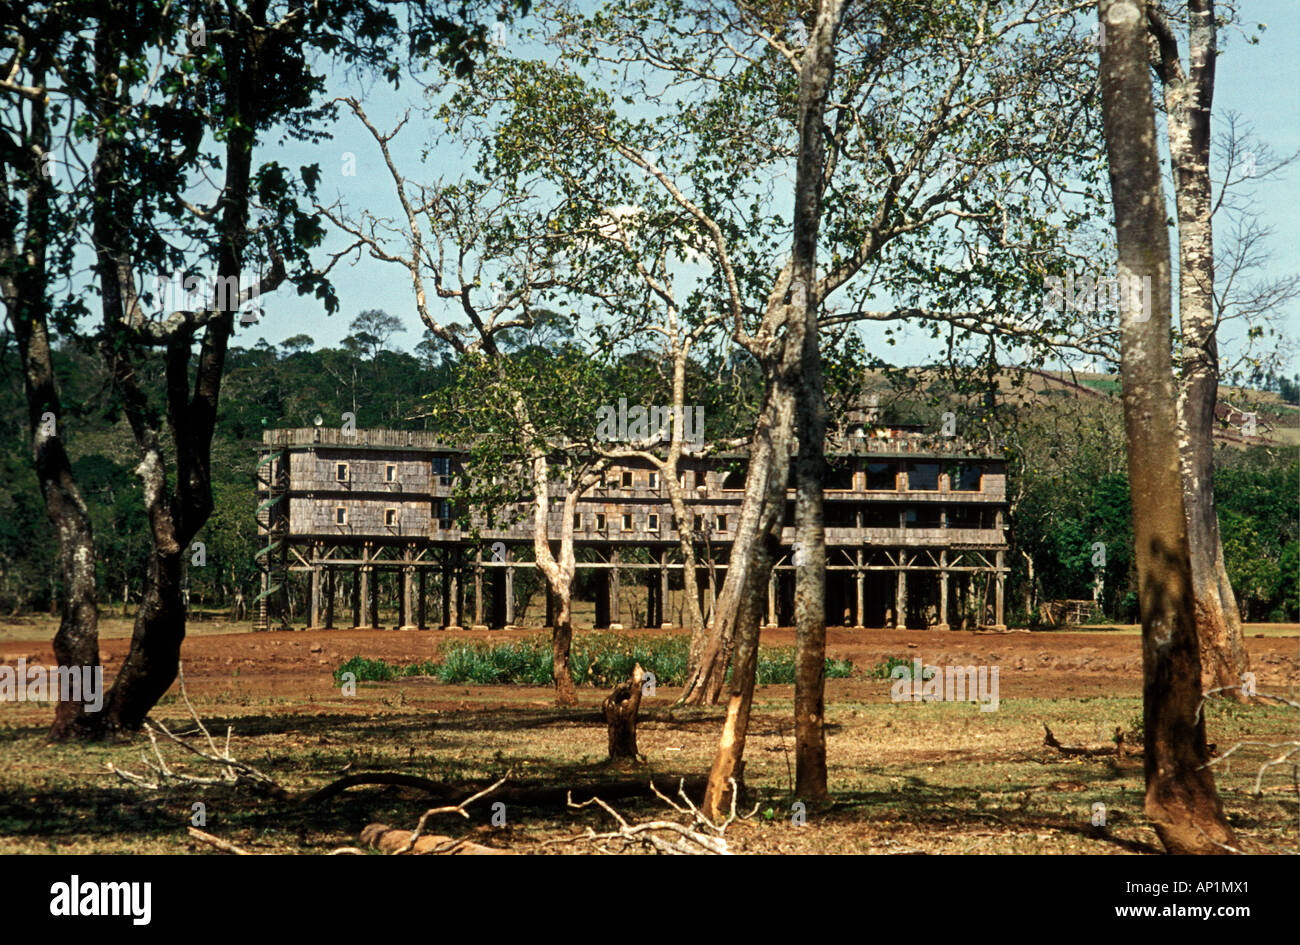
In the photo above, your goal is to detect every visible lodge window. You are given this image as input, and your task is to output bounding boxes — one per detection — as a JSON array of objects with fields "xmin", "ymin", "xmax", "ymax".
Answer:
[
  {"xmin": 432, "ymin": 456, "xmax": 452, "ymax": 486},
  {"xmin": 693, "ymin": 514, "xmax": 704, "ymax": 532},
  {"xmin": 947, "ymin": 506, "xmax": 990, "ymax": 529},
  {"xmin": 335, "ymin": 463, "xmax": 349, "ymax": 483},
  {"xmin": 621, "ymin": 470, "xmax": 634, "ymax": 488},
  {"xmin": 865, "ymin": 462, "xmax": 896, "ymax": 490},
  {"xmin": 385, "ymin": 464, "xmax": 397, "ymax": 483},
  {"xmin": 680, "ymin": 470, "xmax": 691, "ymax": 490},
  {"xmin": 648, "ymin": 471, "xmax": 660, "ymax": 490},
  {"xmin": 384, "ymin": 508, "xmax": 398, "ymax": 527},
  {"xmin": 715, "ymin": 514, "xmax": 728, "ymax": 531},
  {"xmin": 335, "ymin": 506, "xmax": 348, "ymax": 526},
  {"xmin": 825, "ymin": 459, "xmax": 856, "ymax": 490},
  {"xmin": 434, "ymin": 499, "xmax": 454, "ymax": 528},
  {"xmin": 622, "ymin": 512, "xmax": 634, "ymax": 530},
  {"xmin": 948, "ymin": 464, "xmax": 983, "ymax": 492},
  {"xmin": 647, "ymin": 513, "xmax": 659, "ymax": 531},
  {"xmin": 596, "ymin": 513, "xmax": 607, "ymax": 530},
  {"xmin": 573, "ymin": 513, "xmax": 582, "ymax": 529},
  {"xmin": 905, "ymin": 462, "xmax": 941, "ymax": 491}
]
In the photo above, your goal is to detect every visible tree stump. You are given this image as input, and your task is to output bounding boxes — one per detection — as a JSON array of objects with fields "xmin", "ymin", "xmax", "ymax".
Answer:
[{"xmin": 603, "ymin": 663, "xmax": 645, "ymax": 761}]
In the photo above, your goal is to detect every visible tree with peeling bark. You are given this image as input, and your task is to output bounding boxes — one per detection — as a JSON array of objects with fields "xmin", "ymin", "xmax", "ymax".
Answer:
[
  {"xmin": 432, "ymin": 344, "xmax": 620, "ymax": 707},
  {"xmin": 783, "ymin": 0, "xmax": 843, "ymax": 805},
  {"xmin": 0, "ymin": 3, "xmax": 101, "ymax": 739},
  {"xmin": 1146, "ymin": 0, "xmax": 1247, "ymax": 697},
  {"xmin": 1096, "ymin": 0, "xmax": 1236, "ymax": 853},
  {"xmin": 320, "ymin": 98, "xmax": 631, "ymax": 706},
  {"xmin": 2, "ymin": 0, "xmax": 518, "ymax": 737},
  {"xmin": 1146, "ymin": 0, "xmax": 1300, "ymax": 699},
  {"xmin": 332, "ymin": 0, "xmax": 1117, "ymax": 808},
  {"xmin": 509, "ymin": 0, "xmax": 1114, "ymax": 814}
]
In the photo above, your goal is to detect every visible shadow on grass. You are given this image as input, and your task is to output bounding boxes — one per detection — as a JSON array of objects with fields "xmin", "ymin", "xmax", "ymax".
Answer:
[{"xmin": 818, "ymin": 776, "xmax": 1162, "ymax": 854}]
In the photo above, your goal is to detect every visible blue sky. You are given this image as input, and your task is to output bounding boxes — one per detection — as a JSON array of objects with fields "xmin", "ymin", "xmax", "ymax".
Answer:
[{"xmin": 244, "ymin": 1, "xmax": 1300, "ymax": 375}]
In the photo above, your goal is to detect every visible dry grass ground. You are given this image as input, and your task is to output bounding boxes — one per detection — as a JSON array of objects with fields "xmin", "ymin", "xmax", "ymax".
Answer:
[{"xmin": 0, "ymin": 617, "xmax": 1295, "ymax": 854}]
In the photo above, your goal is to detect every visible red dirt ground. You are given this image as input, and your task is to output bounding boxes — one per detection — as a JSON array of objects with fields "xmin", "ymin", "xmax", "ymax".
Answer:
[{"xmin": 1, "ymin": 624, "xmax": 1294, "ymax": 707}]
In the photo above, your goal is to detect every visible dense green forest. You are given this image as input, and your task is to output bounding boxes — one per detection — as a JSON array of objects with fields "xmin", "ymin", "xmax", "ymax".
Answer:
[{"xmin": 1, "ymin": 312, "xmax": 1295, "ymax": 624}]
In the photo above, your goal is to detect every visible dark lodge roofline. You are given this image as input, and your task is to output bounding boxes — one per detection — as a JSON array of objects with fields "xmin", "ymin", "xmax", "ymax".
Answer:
[{"xmin": 261, "ymin": 426, "xmax": 1000, "ymax": 460}]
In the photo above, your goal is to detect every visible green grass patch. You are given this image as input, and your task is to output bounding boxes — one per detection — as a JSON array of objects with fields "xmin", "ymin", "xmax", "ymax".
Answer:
[{"xmin": 334, "ymin": 633, "xmax": 854, "ymax": 687}]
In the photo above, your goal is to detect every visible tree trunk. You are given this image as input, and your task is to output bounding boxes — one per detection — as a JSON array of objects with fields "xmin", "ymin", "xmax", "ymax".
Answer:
[
  {"xmin": 701, "ymin": 540, "xmax": 770, "ymax": 821},
  {"xmin": 550, "ymin": 586, "xmax": 578, "ymax": 707},
  {"xmin": 88, "ymin": 8, "xmax": 255, "ymax": 730},
  {"xmin": 0, "ymin": 61, "xmax": 103, "ymax": 741},
  {"xmin": 701, "ymin": 0, "xmax": 845, "ymax": 818},
  {"xmin": 790, "ymin": 0, "xmax": 844, "ymax": 803},
  {"xmin": 1098, "ymin": 0, "xmax": 1236, "ymax": 854},
  {"xmin": 1149, "ymin": 0, "xmax": 1251, "ymax": 699},
  {"xmin": 12, "ymin": 287, "xmax": 103, "ymax": 745},
  {"xmin": 603, "ymin": 664, "xmax": 645, "ymax": 760},
  {"xmin": 104, "ymin": 541, "xmax": 187, "ymax": 731},
  {"xmin": 524, "ymin": 440, "xmax": 590, "ymax": 708},
  {"xmin": 661, "ymin": 338, "xmax": 707, "ymax": 667},
  {"xmin": 682, "ymin": 362, "xmax": 798, "ymax": 708}
]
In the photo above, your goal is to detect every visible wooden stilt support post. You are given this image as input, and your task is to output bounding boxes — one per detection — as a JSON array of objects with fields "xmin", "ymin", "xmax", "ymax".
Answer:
[
  {"xmin": 324, "ymin": 566, "xmax": 335, "ymax": 629},
  {"xmin": 609, "ymin": 547, "xmax": 622, "ymax": 630},
  {"xmin": 895, "ymin": 551, "xmax": 908, "ymax": 630},
  {"xmin": 937, "ymin": 550, "xmax": 950, "ymax": 631},
  {"xmin": 309, "ymin": 543, "xmax": 322, "ymax": 630},
  {"xmin": 444, "ymin": 553, "xmax": 460, "ymax": 630},
  {"xmin": 505, "ymin": 554, "xmax": 515, "ymax": 627},
  {"xmin": 400, "ymin": 545, "xmax": 417, "ymax": 630},
  {"xmin": 854, "ymin": 548, "xmax": 864, "ymax": 630},
  {"xmin": 660, "ymin": 550, "xmax": 672, "ymax": 628},
  {"xmin": 471, "ymin": 550, "xmax": 487, "ymax": 631},
  {"xmin": 417, "ymin": 568, "xmax": 427, "ymax": 630},
  {"xmin": 992, "ymin": 549, "xmax": 1006, "ymax": 631},
  {"xmin": 359, "ymin": 544, "xmax": 374, "ymax": 629},
  {"xmin": 350, "ymin": 568, "xmax": 361, "ymax": 629}
]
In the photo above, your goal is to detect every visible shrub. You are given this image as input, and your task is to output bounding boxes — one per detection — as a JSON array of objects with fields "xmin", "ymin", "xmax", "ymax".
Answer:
[{"xmin": 867, "ymin": 656, "xmax": 916, "ymax": 680}]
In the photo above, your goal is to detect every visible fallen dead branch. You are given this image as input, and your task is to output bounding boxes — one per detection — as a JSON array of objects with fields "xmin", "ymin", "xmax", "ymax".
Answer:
[
  {"xmin": 391, "ymin": 774, "xmax": 509, "ymax": 854},
  {"xmin": 543, "ymin": 777, "xmax": 751, "ymax": 854},
  {"xmin": 109, "ymin": 665, "xmax": 291, "ymax": 800},
  {"xmin": 304, "ymin": 774, "xmax": 709, "ymax": 807},
  {"xmin": 358, "ymin": 823, "xmax": 513, "ymax": 855},
  {"xmin": 188, "ymin": 826, "xmax": 253, "ymax": 855},
  {"xmin": 1196, "ymin": 686, "xmax": 1299, "ymax": 796},
  {"xmin": 111, "ymin": 664, "xmax": 710, "ymax": 816},
  {"xmin": 341, "ymin": 774, "xmax": 513, "ymax": 855}
]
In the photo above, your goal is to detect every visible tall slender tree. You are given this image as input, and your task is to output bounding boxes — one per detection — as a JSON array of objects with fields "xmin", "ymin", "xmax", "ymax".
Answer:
[
  {"xmin": 1145, "ymin": 0, "xmax": 1268, "ymax": 699},
  {"xmin": 0, "ymin": 4, "xmax": 101, "ymax": 738},
  {"xmin": 1096, "ymin": 0, "xmax": 1236, "ymax": 853}
]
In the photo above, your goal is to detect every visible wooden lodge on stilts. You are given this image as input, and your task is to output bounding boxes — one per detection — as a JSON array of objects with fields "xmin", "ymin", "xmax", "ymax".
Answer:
[{"xmin": 254, "ymin": 422, "xmax": 1009, "ymax": 632}]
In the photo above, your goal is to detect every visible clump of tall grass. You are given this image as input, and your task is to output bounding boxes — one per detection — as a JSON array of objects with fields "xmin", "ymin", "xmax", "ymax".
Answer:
[{"xmin": 335, "ymin": 633, "xmax": 853, "ymax": 687}]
